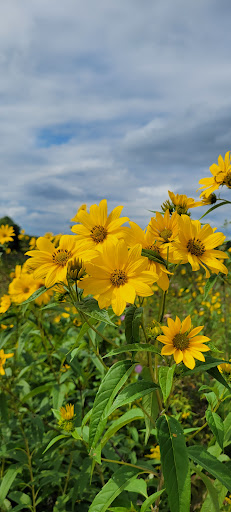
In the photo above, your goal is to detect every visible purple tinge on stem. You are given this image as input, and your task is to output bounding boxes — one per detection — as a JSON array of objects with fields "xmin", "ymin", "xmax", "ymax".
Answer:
[{"xmin": 135, "ymin": 364, "xmax": 143, "ymax": 374}]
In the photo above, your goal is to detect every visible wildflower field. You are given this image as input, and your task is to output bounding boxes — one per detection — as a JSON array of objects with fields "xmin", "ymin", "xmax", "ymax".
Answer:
[{"xmin": 1, "ymin": 153, "xmax": 231, "ymax": 512}]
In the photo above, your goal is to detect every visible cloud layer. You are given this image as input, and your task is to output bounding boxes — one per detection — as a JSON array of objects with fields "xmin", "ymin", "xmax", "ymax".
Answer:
[{"xmin": 1, "ymin": 0, "xmax": 231, "ymax": 236}]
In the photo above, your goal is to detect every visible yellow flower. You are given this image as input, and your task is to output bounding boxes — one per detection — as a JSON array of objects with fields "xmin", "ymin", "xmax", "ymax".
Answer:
[
  {"xmin": 148, "ymin": 210, "xmax": 179, "ymax": 244},
  {"xmin": 71, "ymin": 203, "xmax": 87, "ymax": 222},
  {"xmin": 9, "ymin": 273, "xmax": 38, "ymax": 303},
  {"xmin": 79, "ymin": 240, "xmax": 158, "ymax": 316},
  {"xmin": 71, "ymin": 199, "xmax": 129, "ymax": 251},
  {"xmin": 157, "ymin": 315, "xmax": 210, "ymax": 369},
  {"xmin": 0, "ymin": 294, "xmax": 11, "ymax": 313},
  {"xmin": 0, "ymin": 225, "xmax": 15, "ymax": 244},
  {"xmin": 168, "ymin": 191, "xmax": 202, "ymax": 214},
  {"xmin": 0, "ymin": 349, "xmax": 14, "ymax": 375},
  {"xmin": 60, "ymin": 403, "xmax": 75, "ymax": 420},
  {"xmin": 198, "ymin": 151, "xmax": 231, "ymax": 198},
  {"xmin": 218, "ymin": 360, "xmax": 231, "ymax": 374},
  {"xmin": 172, "ymin": 215, "xmax": 228, "ymax": 277},
  {"xmin": 145, "ymin": 445, "xmax": 160, "ymax": 459},
  {"xmin": 29, "ymin": 237, "xmax": 37, "ymax": 250},
  {"xmin": 25, "ymin": 235, "xmax": 95, "ymax": 288},
  {"xmin": 122, "ymin": 222, "xmax": 171, "ymax": 291}
]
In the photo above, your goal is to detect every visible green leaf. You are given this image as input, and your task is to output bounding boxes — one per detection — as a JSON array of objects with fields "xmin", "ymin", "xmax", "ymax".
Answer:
[
  {"xmin": 140, "ymin": 489, "xmax": 165, "ymax": 512},
  {"xmin": 157, "ymin": 415, "xmax": 191, "ymax": 512},
  {"xmin": 69, "ymin": 319, "xmax": 96, "ymax": 358},
  {"xmin": 224, "ymin": 412, "xmax": 231, "ymax": 448},
  {"xmin": 125, "ymin": 305, "xmax": 143, "ymax": 344},
  {"xmin": 188, "ymin": 445, "xmax": 231, "ymax": 490},
  {"xmin": 101, "ymin": 408, "xmax": 144, "ymax": 449},
  {"xmin": 77, "ymin": 297, "xmax": 115, "ymax": 325},
  {"xmin": 20, "ymin": 286, "xmax": 49, "ymax": 305},
  {"xmin": 0, "ymin": 466, "xmax": 21, "ymax": 506},
  {"xmin": 104, "ymin": 343, "xmax": 161, "ymax": 358},
  {"xmin": 0, "ymin": 393, "xmax": 8, "ymax": 423},
  {"xmin": 192, "ymin": 464, "xmax": 220, "ymax": 512},
  {"xmin": 203, "ymin": 275, "xmax": 218, "ymax": 300},
  {"xmin": 206, "ymin": 366, "xmax": 231, "ymax": 391},
  {"xmin": 42, "ymin": 434, "xmax": 68, "ymax": 454},
  {"xmin": 88, "ymin": 466, "xmax": 141, "ymax": 512},
  {"xmin": 8, "ymin": 491, "xmax": 31, "ymax": 507},
  {"xmin": 124, "ymin": 477, "xmax": 147, "ymax": 497},
  {"xmin": 200, "ymin": 479, "xmax": 228, "ymax": 512},
  {"xmin": 199, "ymin": 201, "xmax": 231, "ymax": 220},
  {"xmin": 159, "ymin": 365, "xmax": 175, "ymax": 403},
  {"xmin": 141, "ymin": 248, "xmax": 166, "ymax": 265},
  {"xmin": 22, "ymin": 383, "xmax": 53, "ymax": 402},
  {"xmin": 52, "ymin": 384, "xmax": 66, "ymax": 410},
  {"xmin": 108, "ymin": 381, "xmax": 159, "ymax": 416},
  {"xmin": 89, "ymin": 360, "xmax": 135, "ymax": 451},
  {"xmin": 206, "ymin": 410, "xmax": 224, "ymax": 449}
]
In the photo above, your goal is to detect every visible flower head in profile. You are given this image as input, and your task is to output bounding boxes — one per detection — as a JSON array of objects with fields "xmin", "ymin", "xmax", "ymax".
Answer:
[
  {"xmin": 168, "ymin": 191, "xmax": 202, "ymax": 215},
  {"xmin": 218, "ymin": 360, "xmax": 231, "ymax": 375},
  {"xmin": 60, "ymin": 403, "xmax": 75, "ymax": 420},
  {"xmin": 172, "ymin": 215, "xmax": 228, "ymax": 277},
  {"xmin": 0, "ymin": 294, "xmax": 11, "ymax": 314},
  {"xmin": 79, "ymin": 240, "xmax": 158, "ymax": 316},
  {"xmin": 0, "ymin": 349, "xmax": 14, "ymax": 375},
  {"xmin": 0, "ymin": 225, "xmax": 15, "ymax": 245},
  {"xmin": 71, "ymin": 199, "xmax": 129, "ymax": 251},
  {"xmin": 157, "ymin": 315, "xmax": 210, "ymax": 369},
  {"xmin": 122, "ymin": 222, "xmax": 171, "ymax": 291},
  {"xmin": 25, "ymin": 235, "xmax": 95, "ymax": 288},
  {"xmin": 198, "ymin": 151, "xmax": 231, "ymax": 198}
]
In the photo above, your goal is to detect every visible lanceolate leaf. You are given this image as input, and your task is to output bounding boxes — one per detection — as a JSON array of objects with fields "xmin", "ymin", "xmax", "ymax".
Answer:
[
  {"xmin": 89, "ymin": 360, "xmax": 135, "ymax": 451},
  {"xmin": 125, "ymin": 305, "xmax": 143, "ymax": 344},
  {"xmin": 77, "ymin": 297, "xmax": 115, "ymax": 326},
  {"xmin": 157, "ymin": 415, "xmax": 191, "ymax": 512},
  {"xmin": 141, "ymin": 248, "xmax": 166, "ymax": 265},
  {"xmin": 42, "ymin": 434, "xmax": 68, "ymax": 454},
  {"xmin": 206, "ymin": 366, "xmax": 231, "ymax": 391},
  {"xmin": 159, "ymin": 365, "xmax": 175, "ymax": 403},
  {"xmin": 203, "ymin": 275, "xmax": 218, "ymax": 300},
  {"xmin": 104, "ymin": 343, "xmax": 161, "ymax": 358},
  {"xmin": 101, "ymin": 408, "xmax": 144, "ymax": 449},
  {"xmin": 206, "ymin": 410, "xmax": 224, "ymax": 449},
  {"xmin": 0, "ymin": 466, "xmax": 21, "ymax": 506},
  {"xmin": 199, "ymin": 201, "xmax": 231, "ymax": 220},
  {"xmin": 108, "ymin": 381, "xmax": 159, "ymax": 416},
  {"xmin": 192, "ymin": 464, "xmax": 220, "ymax": 512},
  {"xmin": 88, "ymin": 466, "xmax": 141, "ymax": 512},
  {"xmin": 20, "ymin": 286, "xmax": 48, "ymax": 304},
  {"xmin": 140, "ymin": 489, "xmax": 165, "ymax": 512},
  {"xmin": 188, "ymin": 446, "xmax": 231, "ymax": 491},
  {"xmin": 182, "ymin": 356, "xmax": 230, "ymax": 376}
]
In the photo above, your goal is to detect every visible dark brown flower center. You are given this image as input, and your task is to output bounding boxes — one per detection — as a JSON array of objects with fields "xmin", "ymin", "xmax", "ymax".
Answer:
[
  {"xmin": 90, "ymin": 225, "xmax": 107, "ymax": 243},
  {"xmin": 187, "ymin": 238, "xmax": 205, "ymax": 257},
  {"xmin": 175, "ymin": 203, "xmax": 188, "ymax": 215},
  {"xmin": 223, "ymin": 171, "xmax": 231, "ymax": 188},
  {"xmin": 160, "ymin": 228, "xmax": 172, "ymax": 241},
  {"xmin": 172, "ymin": 333, "xmax": 189, "ymax": 350},
  {"xmin": 110, "ymin": 269, "xmax": 127, "ymax": 287},
  {"xmin": 23, "ymin": 287, "xmax": 30, "ymax": 293},
  {"xmin": 53, "ymin": 249, "xmax": 72, "ymax": 266}
]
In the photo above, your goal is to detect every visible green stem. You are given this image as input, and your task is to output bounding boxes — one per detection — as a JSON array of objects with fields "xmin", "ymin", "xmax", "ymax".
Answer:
[{"xmin": 101, "ymin": 457, "xmax": 158, "ymax": 476}]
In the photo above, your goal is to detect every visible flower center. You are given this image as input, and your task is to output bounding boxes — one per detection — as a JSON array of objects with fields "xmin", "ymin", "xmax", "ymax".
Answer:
[
  {"xmin": 90, "ymin": 225, "xmax": 107, "ymax": 243},
  {"xmin": 223, "ymin": 171, "xmax": 231, "ymax": 188},
  {"xmin": 160, "ymin": 228, "xmax": 172, "ymax": 241},
  {"xmin": 172, "ymin": 333, "xmax": 189, "ymax": 350},
  {"xmin": 175, "ymin": 203, "xmax": 188, "ymax": 215},
  {"xmin": 110, "ymin": 269, "xmax": 128, "ymax": 287},
  {"xmin": 52, "ymin": 249, "xmax": 72, "ymax": 266},
  {"xmin": 187, "ymin": 238, "xmax": 205, "ymax": 256},
  {"xmin": 23, "ymin": 287, "xmax": 30, "ymax": 293}
]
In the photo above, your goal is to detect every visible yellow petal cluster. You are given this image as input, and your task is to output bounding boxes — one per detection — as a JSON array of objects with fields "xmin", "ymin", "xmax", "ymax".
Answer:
[
  {"xmin": 71, "ymin": 199, "xmax": 129, "ymax": 251},
  {"xmin": 198, "ymin": 151, "xmax": 231, "ymax": 198},
  {"xmin": 157, "ymin": 315, "xmax": 210, "ymax": 369},
  {"xmin": 0, "ymin": 294, "xmax": 11, "ymax": 313},
  {"xmin": 0, "ymin": 349, "xmax": 14, "ymax": 376},
  {"xmin": 79, "ymin": 240, "xmax": 158, "ymax": 316},
  {"xmin": 172, "ymin": 215, "xmax": 228, "ymax": 277},
  {"xmin": 0, "ymin": 225, "xmax": 15, "ymax": 244}
]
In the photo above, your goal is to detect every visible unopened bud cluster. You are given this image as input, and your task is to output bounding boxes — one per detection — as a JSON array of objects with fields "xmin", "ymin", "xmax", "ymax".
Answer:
[{"xmin": 67, "ymin": 258, "xmax": 86, "ymax": 281}]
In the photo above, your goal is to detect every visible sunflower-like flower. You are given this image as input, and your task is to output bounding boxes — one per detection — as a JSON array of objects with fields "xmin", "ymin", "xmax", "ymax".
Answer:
[
  {"xmin": 60, "ymin": 403, "xmax": 75, "ymax": 420},
  {"xmin": 71, "ymin": 199, "xmax": 129, "ymax": 251},
  {"xmin": 122, "ymin": 222, "xmax": 171, "ymax": 291},
  {"xmin": 0, "ymin": 349, "xmax": 14, "ymax": 375},
  {"xmin": 218, "ymin": 360, "xmax": 231, "ymax": 374},
  {"xmin": 25, "ymin": 235, "xmax": 95, "ymax": 288},
  {"xmin": 9, "ymin": 273, "xmax": 39, "ymax": 303},
  {"xmin": 198, "ymin": 151, "xmax": 231, "ymax": 198},
  {"xmin": 168, "ymin": 191, "xmax": 202, "ymax": 215},
  {"xmin": 172, "ymin": 215, "xmax": 228, "ymax": 277},
  {"xmin": 0, "ymin": 294, "xmax": 11, "ymax": 314},
  {"xmin": 148, "ymin": 210, "xmax": 179, "ymax": 244},
  {"xmin": 157, "ymin": 315, "xmax": 210, "ymax": 369},
  {"xmin": 0, "ymin": 225, "xmax": 15, "ymax": 245},
  {"xmin": 78, "ymin": 240, "xmax": 158, "ymax": 316}
]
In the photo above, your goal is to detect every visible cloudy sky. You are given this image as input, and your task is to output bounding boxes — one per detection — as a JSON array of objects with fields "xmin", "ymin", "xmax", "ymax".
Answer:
[{"xmin": 1, "ymin": 0, "xmax": 231, "ymax": 237}]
